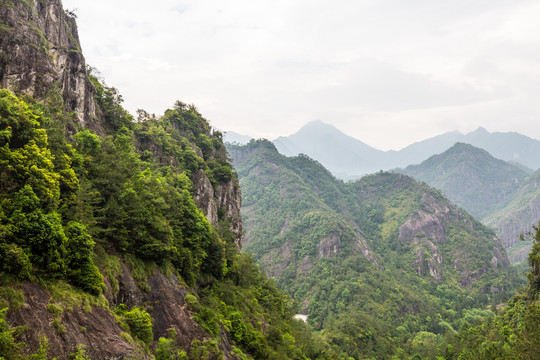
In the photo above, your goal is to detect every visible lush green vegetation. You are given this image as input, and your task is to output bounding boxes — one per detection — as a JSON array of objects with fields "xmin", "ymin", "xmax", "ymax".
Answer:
[
  {"xmin": 399, "ymin": 142, "xmax": 528, "ymax": 220},
  {"xmin": 0, "ymin": 84, "xmax": 319, "ymax": 359},
  {"xmin": 229, "ymin": 139, "xmax": 523, "ymax": 359}
]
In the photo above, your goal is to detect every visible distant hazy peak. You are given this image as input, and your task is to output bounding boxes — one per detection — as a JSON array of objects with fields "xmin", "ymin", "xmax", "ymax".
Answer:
[
  {"xmin": 467, "ymin": 127, "xmax": 489, "ymax": 135},
  {"xmin": 287, "ymin": 120, "xmax": 343, "ymax": 137}
]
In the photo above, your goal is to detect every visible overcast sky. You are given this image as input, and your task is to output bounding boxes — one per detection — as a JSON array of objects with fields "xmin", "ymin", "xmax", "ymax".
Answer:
[{"xmin": 62, "ymin": 0, "xmax": 540, "ymax": 150}]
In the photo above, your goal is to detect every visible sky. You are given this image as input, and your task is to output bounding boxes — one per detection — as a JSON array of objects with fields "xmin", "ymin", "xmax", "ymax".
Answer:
[{"xmin": 61, "ymin": 0, "xmax": 540, "ymax": 150}]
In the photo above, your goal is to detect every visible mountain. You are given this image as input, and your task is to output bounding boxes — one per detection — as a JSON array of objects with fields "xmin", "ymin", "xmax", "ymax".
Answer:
[
  {"xmin": 0, "ymin": 0, "xmax": 99, "ymax": 131},
  {"xmin": 399, "ymin": 143, "xmax": 528, "ymax": 220},
  {"xmin": 228, "ymin": 139, "xmax": 519, "ymax": 359},
  {"xmin": 398, "ymin": 143, "xmax": 540, "ymax": 264},
  {"xmin": 483, "ymin": 170, "xmax": 540, "ymax": 261},
  {"xmin": 273, "ymin": 121, "xmax": 540, "ymax": 179},
  {"xmin": 273, "ymin": 120, "xmax": 385, "ymax": 179},
  {"xmin": 0, "ymin": 1, "xmax": 318, "ymax": 359}
]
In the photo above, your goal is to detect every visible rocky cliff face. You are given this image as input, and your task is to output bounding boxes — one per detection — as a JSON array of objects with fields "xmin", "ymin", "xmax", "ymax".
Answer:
[
  {"xmin": 5, "ymin": 261, "xmax": 225, "ymax": 360},
  {"xmin": 0, "ymin": 0, "xmax": 97, "ymax": 130},
  {"xmin": 192, "ymin": 169, "xmax": 243, "ymax": 247}
]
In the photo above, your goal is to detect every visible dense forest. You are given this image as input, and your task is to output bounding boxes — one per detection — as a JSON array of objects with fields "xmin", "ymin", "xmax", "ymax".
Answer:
[
  {"xmin": 228, "ymin": 139, "xmax": 540, "ymax": 359},
  {"xmin": 1, "ymin": 0, "xmax": 540, "ymax": 358},
  {"xmin": 0, "ymin": 84, "xmax": 321, "ymax": 359}
]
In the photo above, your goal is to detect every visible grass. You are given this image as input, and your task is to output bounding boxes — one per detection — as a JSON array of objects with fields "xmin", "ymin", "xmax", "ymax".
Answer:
[
  {"xmin": 94, "ymin": 247, "xmax": 123, "ymax": 296},
  {"xmin": 124, "ymin": 254, "xmax": 156, "ymax": 292},
  {"xmin": 0, "ymin": 286, "xmax": 25, "ymax": 310}
]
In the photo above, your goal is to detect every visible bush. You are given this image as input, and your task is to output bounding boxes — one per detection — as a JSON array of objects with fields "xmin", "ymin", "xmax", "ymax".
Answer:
[{"xmin": 115, "ymin": 304, "xmax": 153, "ymax": 345}]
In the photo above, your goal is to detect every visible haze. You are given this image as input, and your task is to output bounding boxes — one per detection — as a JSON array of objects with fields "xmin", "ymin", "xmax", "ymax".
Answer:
[{"xmin": 62, "ymin": 0, "xmax": 540, "ymax": 150}]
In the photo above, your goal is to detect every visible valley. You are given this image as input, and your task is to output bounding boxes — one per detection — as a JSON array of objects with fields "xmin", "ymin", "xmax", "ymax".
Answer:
[{"xmin": 1, "ymin": 0, "xmax": 540, "ymax": 359}]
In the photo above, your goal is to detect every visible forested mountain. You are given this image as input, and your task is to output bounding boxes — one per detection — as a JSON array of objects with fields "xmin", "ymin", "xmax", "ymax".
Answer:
[
  {"xmin": 484, "ymin": 170, "xmax": 540, "ymax": 263},
  {"xmin": 229, "ymin": 139, "xmax": 521, "ymax": 359},
  {"xmin": 272, "ymin": 121, "xmax": 540, "ymax": 179},
  {"xmin": 0, "ymin": 1, "xmax": 319, "ymax": 359},
  {"xmin": 399, "ymin": 143, "xmax": 528, "ymax": 220},
  {"xmin": 398, "ymin": 143, "xmax": 540, "ymax": 266}
]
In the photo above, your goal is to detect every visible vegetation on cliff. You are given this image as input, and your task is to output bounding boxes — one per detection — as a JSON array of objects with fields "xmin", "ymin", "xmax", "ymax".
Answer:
[{"xmin": 0, "ymin": 81, "xmax": 317, "ymax": 359}]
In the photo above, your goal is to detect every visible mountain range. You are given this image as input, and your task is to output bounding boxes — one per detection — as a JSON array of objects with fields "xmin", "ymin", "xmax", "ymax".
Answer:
[
  {"xmin": 228, "ymin": 139, "xmax": 520, "ymax": 359},
  {"xmin": 270, "ymin": 120, "xmax": 540, "ymax": 179},
  {"xmin": 396, "ymin": 143, "xmax": 538, "ymax": 263}
]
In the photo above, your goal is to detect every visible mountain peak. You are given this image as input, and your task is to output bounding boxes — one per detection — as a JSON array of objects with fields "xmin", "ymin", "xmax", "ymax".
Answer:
[{"xmin": 468, "ymin": 127, "xmax": 490, "ymax": 136}]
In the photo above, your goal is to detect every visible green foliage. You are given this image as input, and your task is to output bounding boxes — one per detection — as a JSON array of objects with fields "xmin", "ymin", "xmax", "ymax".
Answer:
[
  {"xmin": 228, "ymin": 140, "xmax": 521, "ymax": 359},
  {"xmin": 0, "ymin": 307, "xmax": 24, "ymax": 359},
  {"xmin": 155, "ymin": 329, "xmax": 187, "ymax": 360},
  {"xmin": 114, "ymin": 304, "xmax": 153, "ymax": 346},
  {"xmin": 0, "ymin": 87, "xmax": 319, "ymax": 359}
]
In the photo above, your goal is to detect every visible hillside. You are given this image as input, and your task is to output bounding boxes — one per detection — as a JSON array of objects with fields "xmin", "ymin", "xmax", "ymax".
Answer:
[
  {"xmin": 272, "ymin": 121, "xmax": 540, "ymax": 179},
  {"xmin": 399, "ymin": 142, "xmax": 528, "ymax": 220},
  {"xmin": 229, "ymin": 139, "xmax": 520, "ymax": 359},
  {"xmin": 0, "ymin": 1, "xmax": 318, "ymax": 359}
]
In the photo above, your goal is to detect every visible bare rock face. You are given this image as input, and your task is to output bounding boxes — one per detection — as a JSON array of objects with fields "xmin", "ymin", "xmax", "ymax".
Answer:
[
  {"xmin": 192, "ymin": 170, "xmax": 219, "ymax": 225},
  {"xmin": 192, "ymin": 169, "xmax": 243, "ymax": 247},
  {"xmin": 5, "ymin": 263, "xmax": 218, "ymax": 360},
  {"xmin": 352, "ymin": 227, "xmax": 382, "ymax": 270},
  {"xmin": 0, "ymin": 0, "xmax": 98, "ymax": 130},
  {"xmin": 108, "ymin": 264, "xmax": 209, "ymax": 351},
  {"xmin": 216, "ymin": 178, "xmax": 243, "ymax": 242},
  {"xmin": 263, "ymin": 241, "xmax": 293, "ymax": 278},
  {"xmin": 317, "ymin": 232, "xmax": 341, "ymax": 257},
  {"xmin": 6, "ymin": 283, "xmax": 140, "ymax": 360}
]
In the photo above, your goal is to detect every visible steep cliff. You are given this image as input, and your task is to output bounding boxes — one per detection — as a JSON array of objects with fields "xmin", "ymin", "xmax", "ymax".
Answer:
[
  {"xmin": 0, "ymin": 0, "xmax": 98, "ymax": 130},
  {"xmin": 0, "ymin": 1, "xmax": 310, "ymax": 359}
]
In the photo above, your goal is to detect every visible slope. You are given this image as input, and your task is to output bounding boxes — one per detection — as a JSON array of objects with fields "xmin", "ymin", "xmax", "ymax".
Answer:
[
  {"xmin": 483, "ymin": 170, "xmax": 540, "ymax": 262},
  {"xmin": 0, "ymin": 1, "xmax": 319, "ymax": 358},
  {"xmin": 399, "ymin": 142, "xmax": 528, "ymax": 220},
  {"xmin": 229, "ymin": 139, "xmax": 519, "ymax": 359}
]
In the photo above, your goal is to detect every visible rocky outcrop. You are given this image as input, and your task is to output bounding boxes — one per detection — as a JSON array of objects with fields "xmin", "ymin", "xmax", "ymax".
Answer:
[
  {"xmin": 6, "ymin": 283, "xmax": 139, "ymax": 359},
  {"xmin": 108, "ymin": 264, "xmax": 209, "ymax": 351},
  {"xmin": 192, "ymin": 169, "xmax": 243, "ymax": 247},
  {"xmin": 263, "ymin": 241, "xmax": 293, "ymax": 278},
  {"xmin": 4, "ymin": 262, "xmax": 221, "ymax": 360},
  {"xmin": 317, "ymin": 232, "xmax": 341, "ymax": 257},
  {"xmin": 0, "ymin": 0, "xmax": 98, "ymax": 130},
  {"xmin": 352, "ymin": 227, "xmax": 382, "ymax": 270},
  {"xmin": 216, "ymin": 179, "xmax": 243, "ymax": 241}
]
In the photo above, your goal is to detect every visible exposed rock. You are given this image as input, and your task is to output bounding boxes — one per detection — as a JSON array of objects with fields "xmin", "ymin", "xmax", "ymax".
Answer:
[
  {"xmin": 0, "ymin": 0, "xmax": 98, "ymax": 130},
  {"xmin": 107, "ymin": 264, "xmax": 209, "ymax": 351},
  {"xmin": 6, "ymin": 283, "xmax": 139, "ymax": 360},
  {"xmin": 412, "ymin": 238, "xmax": 443, "ymax": 282},
  {"xmin": 216, "ymin": 178, "xmax": 243, "ymax": 244},
  {"xmin": 399, "ymin": 209, "xmax": 448, "ymax": 244},
  {"xmin": 192, "ymin": 170, "xmax": 243, "ymax": 247},
  {"xmin": 263, "ymin": 242, "xmax": 293, "ymax": 278},
  {"xmin": 296, "ymin": 256, "xmax": 313, "ymax": 277},
  {"xmin": 317, "ymin": 232, "xmax": 341, "ymax": 257},
  {"xmin": 192, "ymin": 169, "xmax": 219, "ymax": 225},
  {"xmin": 5, "ymin": 262, "xmax": 225, "ymax": 359},
  {"xmin": 352, "ymin": 227, "xmax": 382, "ymax": 270}
]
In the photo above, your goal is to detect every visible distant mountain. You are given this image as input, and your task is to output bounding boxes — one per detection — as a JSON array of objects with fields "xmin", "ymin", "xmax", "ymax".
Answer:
[
  {"xmin": 273, "ymin": 120, "xmax": 385, "ymax": 179},
  {"xmin": 484, "ymin": 169, "xmax": 540, "ymax": 250},
  {"xmin": 228, "ymin": 139, "xmax": 518, "ymax": 359},
  {"xmin": 272, "ymin": 121, "xmax": 540, "ymax": 179},
  {"xmin": 222, "ymin": 130, "xmax": 252, "ymax": 144},
  {"xmin": 399, "ymin": 143, "xmax": 528, "ymax": 220}
]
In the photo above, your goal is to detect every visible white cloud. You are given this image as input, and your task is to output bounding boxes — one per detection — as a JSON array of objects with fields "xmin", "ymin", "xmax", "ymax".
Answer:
[{"xmin": 62, "ymin": 0, "xmax": 540, "ymax": 150}]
